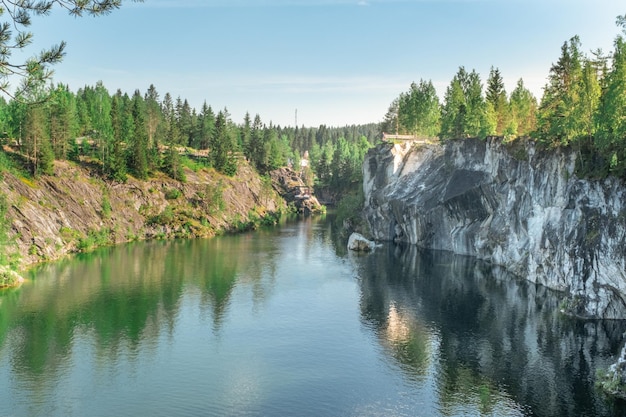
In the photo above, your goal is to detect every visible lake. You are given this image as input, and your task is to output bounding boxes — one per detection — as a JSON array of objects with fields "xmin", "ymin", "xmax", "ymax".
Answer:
[{"xmin": 1, "ymin": 215, "xmax": 625, "ymax": 416}]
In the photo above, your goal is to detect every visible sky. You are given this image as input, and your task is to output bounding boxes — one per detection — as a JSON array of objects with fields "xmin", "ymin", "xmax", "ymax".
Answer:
[{"xmin": 13, "ymin": 0, "xmax": 626, "ymax": 127}]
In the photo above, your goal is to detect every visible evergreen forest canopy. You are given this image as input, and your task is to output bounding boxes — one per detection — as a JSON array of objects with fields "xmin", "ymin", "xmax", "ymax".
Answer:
[
  {"xmin": 1, "ymin": 10, "xmax": 626, "ymax": 193},
  {"xmin": 0, "ymin": 81, "xmax": 378, "ymax": 192},
  {"xmin": 383, "ymin": 14, "xmax": 626, "ymax": 179}
]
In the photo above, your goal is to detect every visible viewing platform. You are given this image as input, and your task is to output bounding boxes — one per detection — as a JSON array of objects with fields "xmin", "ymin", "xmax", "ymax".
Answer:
[{"xmin": 382, "ymin": 133, "xmax": 430, "ymax": 143}]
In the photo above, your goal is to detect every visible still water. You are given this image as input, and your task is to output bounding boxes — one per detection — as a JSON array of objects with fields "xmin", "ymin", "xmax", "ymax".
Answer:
[{"xmin": 1, "ymin": 215, "xmax": 625, "ymax": 417}]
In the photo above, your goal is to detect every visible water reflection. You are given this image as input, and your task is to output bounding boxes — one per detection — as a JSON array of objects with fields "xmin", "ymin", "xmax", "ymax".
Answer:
[
  {"xmin": 1, "ymin": 215, "xmax": 626, "ymax": 417},
  {"xmin": 0, "ymin": 217, "xmax": 322, "ymax": 397},
  {"xmin": 355, "ymin": 243, "xmax": 626, "ymax": 416}
]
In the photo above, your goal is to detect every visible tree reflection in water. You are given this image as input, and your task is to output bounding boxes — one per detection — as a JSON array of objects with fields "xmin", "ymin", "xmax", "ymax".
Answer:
[{"xmin": 354, "ymin": 243, "xmax": 626, "ymax": 417}]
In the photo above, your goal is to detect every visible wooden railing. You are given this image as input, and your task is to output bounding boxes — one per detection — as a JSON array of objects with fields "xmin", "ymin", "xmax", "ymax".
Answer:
[{"xmin": 382, "ymin": 133, "xmax": 430, "ymax": 143}]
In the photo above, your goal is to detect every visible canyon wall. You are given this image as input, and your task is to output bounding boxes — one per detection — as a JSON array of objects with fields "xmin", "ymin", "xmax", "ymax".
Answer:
[{"xmin": 362, "ymin": 138, "xmax": 626, "ymax": 319}]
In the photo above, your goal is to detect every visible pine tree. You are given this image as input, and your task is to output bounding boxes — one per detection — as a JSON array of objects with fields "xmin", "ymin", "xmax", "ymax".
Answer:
[
  {"xmin": 241, "ymin": 112, "xmax": 252, "ymax": 160},
  {"xmin": 0, "ymin": 1, "xmax": 142, "ymax": 98},
  {"xmin": 397, "ymin": 80, "xmax": 440, "ymax": 137},
  {"xmin": 144, "ymin": 84, "xmax": 162, "ymax": 151},
  {"xmin": 440, "ymin": 69, "xmax": 467, "ymax": 139},
  {"xmin": 486, "ymin": 67, "xmax": 509, "ymax": 135},
  {"xmin": 380, "ymin": 98, "xmax": 399, "ymax": 135},
  {"xmin": 129, "ymin": 91, "xmax": 148, "ymax": 179},
  {"xmin": 24, "ymin": 103, "xmax": 54, "ymax": 175},
  {"xmin": 210, "ymin": 110, "xmax": 237, "ymax": 175},
  {"xmin": 509, "ymin": 79, "xmax": 538, "ymax": 137},
  {"xmin": 107, "ymin": 92, "xmax": 128, "ymax": 181},
  {"xmin": 47, "ymin": 83, "xmax": 78, "ymax": 159},
  {"xmin": 536, "ymin": 36, "xmax": 584, "ymax": 145},
  {"xmin": 596, "ymin": 16, "xmax": 626, "ymax": 176},
  {"xmin": 249, "ymin": 114, "xmax": 266, "ymax": 172},
  {"xmin": 195, "ymin": 102, "xmax": 215, "ymax": 151}
]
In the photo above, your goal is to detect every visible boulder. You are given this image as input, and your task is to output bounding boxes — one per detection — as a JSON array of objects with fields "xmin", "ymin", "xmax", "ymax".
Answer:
[{"xmin": 348, "ymin": 233, "xmax": 376, "ymax": 252}]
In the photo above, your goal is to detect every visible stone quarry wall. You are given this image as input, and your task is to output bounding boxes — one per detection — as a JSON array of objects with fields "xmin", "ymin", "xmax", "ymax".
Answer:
[{"xmin": 362, "ymin": 138, "xmax": 626, "ymax": 319}]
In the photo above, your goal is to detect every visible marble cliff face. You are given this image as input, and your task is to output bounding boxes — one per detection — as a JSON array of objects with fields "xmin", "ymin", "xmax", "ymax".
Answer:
[{"xmin": 362, "ymin": 138, "xmax": 626, "ymax": 319}]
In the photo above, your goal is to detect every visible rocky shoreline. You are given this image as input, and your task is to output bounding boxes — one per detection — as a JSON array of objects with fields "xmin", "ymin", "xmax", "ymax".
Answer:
[{"xmin": 1, "ymin": 159, "xmax": 322, "ymax": 274}]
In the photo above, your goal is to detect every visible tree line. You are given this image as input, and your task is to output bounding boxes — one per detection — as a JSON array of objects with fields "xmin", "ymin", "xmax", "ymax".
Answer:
[
  {"xmin": 0, "ymin": 81, "xmax": 377, "ymax": 192},
  {"xmin": 382, "ymin": 15, "xmax": 626, "ymax": 179}
]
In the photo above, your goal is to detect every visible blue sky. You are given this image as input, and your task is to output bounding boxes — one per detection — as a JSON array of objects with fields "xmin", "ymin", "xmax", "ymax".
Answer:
[{"xmin": 20, "ymin": 0, "xmax": 626, "ymax": 127}]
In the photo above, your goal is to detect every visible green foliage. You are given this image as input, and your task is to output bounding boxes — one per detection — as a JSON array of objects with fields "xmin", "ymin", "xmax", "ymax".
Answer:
[
  {"xmin": 201, "ymin": 181, "xmax": 225, "ymax": 215},
  {"xmin": 334, "ymin": 188, "xmax": 365, "ymax": 231},
  {"xmin": 60, "ymin": 226, "xmax": 80, "ymax": 243},
  {"xmin": 595, "ymin": 34, "xmax": 626, "ymax": 177},
  {"xmin": 0, "ymin": 1, "xmax": 142, "ymax": 98},
  {"xmin": 101, "ymin": 192, "xmax": 112, "ymax": 218},
  {"xmin": 0, "ymin": 193, "xmax": 19, "ymax": 268},
  {"xmin": 210, "ymin": 110, "xmax": 238, "ymax": 176},
  {"xmin": 439, "ymin": 67, "xmax": 491, "ymax": 139},
  {"xmin": 508, "ymin": 79, "xmax": 538, "ymax": 137},
  {"xmin": 536, "ymin": 36, "xmax": 590, "ymax": 146},
  {"xmin": 148, "ymin": 206, "xmax": 175, "ymax": 226},
  {"xmin": 485, "ymin": 67, "xmax": 510, "ymax": 136},
  {"xmin": 596, "ymin": 367, "xmax": 626, "ymax": 399},
  {"xmin": 396, "ymin": 80, "xmax": 441, "ymax": 137},
  {"xmin": 0, "ymin": 266, "xmax": 22, "ymax": 287},
  {"xmin": 0, "ymin": 148, "xmax": 25, "ymax": 177},
  {"xmin": 128, "ymin": 91, "xmax": 149, "ymax": 179},
  {"xmin": 164, "ymin": 188, "xmax": 181, "ymax": 200},
  {"xmin": 163, "ymin": 147, "xmax": 187, "ymax": 182},
  {"xmin": 77, "ymin": 228, "xmax": 113, "ymax": 253}
]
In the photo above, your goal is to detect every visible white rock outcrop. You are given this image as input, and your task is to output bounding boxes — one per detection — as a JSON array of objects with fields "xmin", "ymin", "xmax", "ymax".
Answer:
[
  {"xmin": 362, "ymin": 138, "xmax": 626, "ymax": 319},
  {"xmin": 347, "ymin": 232, "xmax": 377, "ymax": 252}
]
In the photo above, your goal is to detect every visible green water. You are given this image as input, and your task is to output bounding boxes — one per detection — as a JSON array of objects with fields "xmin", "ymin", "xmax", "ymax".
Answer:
[{"xmin": 0, "ymin": 216, "xmax": 624, "ymax": 416}]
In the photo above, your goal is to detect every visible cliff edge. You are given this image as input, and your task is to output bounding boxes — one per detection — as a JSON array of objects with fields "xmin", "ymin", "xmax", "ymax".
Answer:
[
  {"xmin": 363, "ymin": 138, "xmax": 626, "ymax": 319},
  {"xmin": 2, "ymin": 159, "xmax": 287, "ymax": 269}
]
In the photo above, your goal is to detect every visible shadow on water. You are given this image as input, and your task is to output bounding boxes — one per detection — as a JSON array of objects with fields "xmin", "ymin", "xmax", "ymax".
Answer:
[{"xmin": 353, "ymin": 243, "xmax": 626, "ymax": 417}]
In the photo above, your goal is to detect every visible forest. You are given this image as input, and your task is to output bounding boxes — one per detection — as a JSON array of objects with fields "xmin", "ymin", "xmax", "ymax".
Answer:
[
  {"xmin": 0, "ymin": 82, "xmax": 377, "ymax": 193},
  {"xmin": 382, "ymin": 15, "xmax": 626, "ymax": 180},
  {"xmin": 0, "ymin": 14, "xmax": 625, "ymax": 225}
]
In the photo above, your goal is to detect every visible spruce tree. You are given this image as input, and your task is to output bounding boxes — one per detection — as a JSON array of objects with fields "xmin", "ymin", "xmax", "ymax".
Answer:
[
  {"xmin": 536, "ymin": 36, "xmax": 584, "ymax": 145},
  {"xmin": 596, "ymin": 16, "xmax": 626, "ymax": 176},
  {"xmin": 509, "ymin": 79, "xmax": 537, "ymax": 137},
  {"xmin": 486, "ymin": 67, "xmax": 509, "ymax": 135},
  {"xmin": 129, "ymin": 91, "xmax": 148, "ymax": 179}
]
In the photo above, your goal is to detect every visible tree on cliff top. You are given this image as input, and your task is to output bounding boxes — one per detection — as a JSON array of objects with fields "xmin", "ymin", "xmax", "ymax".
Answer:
[{"xmin": 0, "ymin": 0, "xmax": 142, "ymax": 99}]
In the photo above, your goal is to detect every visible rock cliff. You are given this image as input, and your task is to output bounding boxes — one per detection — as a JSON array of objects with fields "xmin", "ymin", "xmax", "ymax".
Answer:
[
  {"xmin": 363, "ymin": 138, "xmax": 626, "ymax": 319},
  {"xmin": 2, "ymin": 159, "xmax": 286, "ymax": 269}
]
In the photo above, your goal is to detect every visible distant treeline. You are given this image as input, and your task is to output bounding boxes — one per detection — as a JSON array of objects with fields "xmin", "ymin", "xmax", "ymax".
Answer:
[
  {"xmin": 0, "ymin": 82, "xmax": 378, "ymax": 191},
  {"xmin": 382, "ymin": 15, "xmax": 626, "ymax": 179}
]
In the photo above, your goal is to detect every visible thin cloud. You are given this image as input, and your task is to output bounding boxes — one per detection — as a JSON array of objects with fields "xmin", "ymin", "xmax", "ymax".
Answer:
[
  {"xmin": 225, "ymin": 75, "xmax": 409, "ymax": 94},
  {"xmin": 142, "ymin": 0, "xmax": 490, "ymax": 8}
]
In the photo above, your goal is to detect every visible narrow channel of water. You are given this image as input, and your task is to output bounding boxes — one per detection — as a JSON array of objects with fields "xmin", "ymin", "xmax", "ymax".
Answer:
[{"xmin": 0, "ymin": 215, "xmax": 624, "ymax": 416}]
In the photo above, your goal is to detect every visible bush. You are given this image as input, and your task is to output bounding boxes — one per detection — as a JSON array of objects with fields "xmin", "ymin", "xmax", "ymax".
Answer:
[
  {"xmin": 0, "ymin": 265, "xmax": 23, "ymax": 287},
  {"xmin": 148, "ymin": 206, "xmax": 175, "ymax": 226},
  {"xmin": 335, "ymin": 189, "xmax": 365, "ymax": 230},
  {"xmin": 164, "ymin": 188, "xmax": 182, "ymax": 200},
  {"xmin": 0, "ymin": 193, "xmax": 19, "ymax": 267},
  {"xmin": 101, "ymin": 194, "xmax": 112, "ymax": 218},
  {"xmin": 77, "ymin": 228, "xmax": 112, "ymax": 252}
]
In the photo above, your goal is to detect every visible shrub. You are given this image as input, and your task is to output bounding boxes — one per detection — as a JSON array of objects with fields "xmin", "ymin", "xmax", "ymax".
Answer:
[
  {"xmin": 148, "ymin": 206, "xmax": 175, "ymax": 226},
  {"xmin": 101, "ymin": 194, "xmax": 112, "ymax": 218},
  {"xmin": 77, "ymin": 228, "xmax": 112, "ymax": 252},
  {"xmin": 0, "ymin": 266, "xmax": 22, "ymax": 287},
  {"xmin": 164, "ymin": 188, "xmax": 181, "ymax": 200}
]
